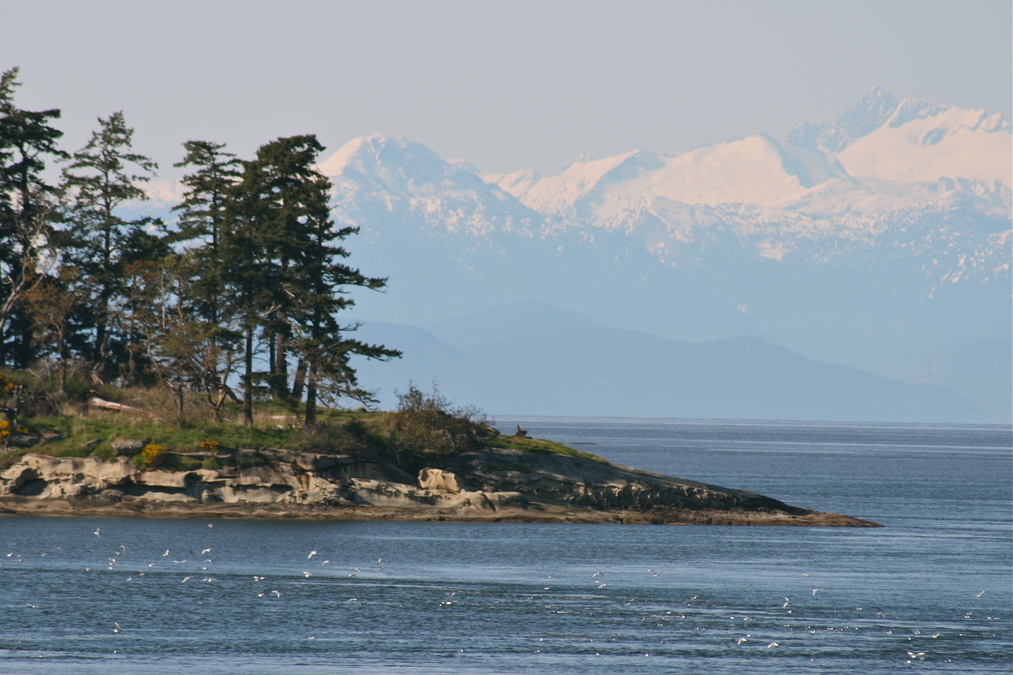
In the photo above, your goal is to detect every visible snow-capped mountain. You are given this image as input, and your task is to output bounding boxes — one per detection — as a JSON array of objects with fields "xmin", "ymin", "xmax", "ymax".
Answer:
[
  {"xmin": 317, "ymin": 135, "xmax": 544, "ymax": 240},
  {"xmin": 315, "ymin": 89, "xmax": 1012, "ymax": 421}
]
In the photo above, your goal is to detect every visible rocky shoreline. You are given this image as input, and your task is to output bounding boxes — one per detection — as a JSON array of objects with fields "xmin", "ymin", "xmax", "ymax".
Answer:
[{"xmin": 0, "ymin": 444, "xmax": 880, "ymax": 527}]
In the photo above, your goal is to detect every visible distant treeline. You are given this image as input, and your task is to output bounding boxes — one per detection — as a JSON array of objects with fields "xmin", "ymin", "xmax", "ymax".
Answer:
[{"xmin": 0, "ymin": 67, "xmax": 399, "ymax": 425}]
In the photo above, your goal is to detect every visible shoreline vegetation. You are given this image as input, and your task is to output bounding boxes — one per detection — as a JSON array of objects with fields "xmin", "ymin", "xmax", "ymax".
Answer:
[{"xmin": 0, "ymin": 373, "xmax": 880, "ymax": 528}]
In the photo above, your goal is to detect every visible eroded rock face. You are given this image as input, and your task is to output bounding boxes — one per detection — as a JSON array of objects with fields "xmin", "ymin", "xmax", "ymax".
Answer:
[
  {"xmin": 111, "ymin": 439, "xmax": 146, "ymax": 456},
  {"xmin": 0, "ymin": 447, "xmax": 877, "ymax": 526},
  {"xmin": 445, "ymin": 447, "xmax": 801, "ymax": 514},
  {"xmin": 418, "ymin": 468, "xmax": 462, "ymax": 494},
  {"xmin": 0, "ymin": 451, "xmax": 417, "ymax": 507}
]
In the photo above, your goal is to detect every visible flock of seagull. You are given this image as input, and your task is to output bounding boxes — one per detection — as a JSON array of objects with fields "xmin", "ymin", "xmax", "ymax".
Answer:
[{"xmin": 0, "ymin": 522, "xmax": 999, "ymax": 665}]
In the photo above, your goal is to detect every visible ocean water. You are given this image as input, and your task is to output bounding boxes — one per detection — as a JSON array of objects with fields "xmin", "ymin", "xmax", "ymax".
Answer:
[{"xmin": 1, "ymin": 418, "xmax": 1010, "ymax": 674}]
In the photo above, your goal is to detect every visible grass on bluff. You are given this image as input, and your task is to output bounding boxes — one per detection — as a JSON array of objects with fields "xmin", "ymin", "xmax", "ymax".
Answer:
[
  {"xmin": 485, "ymin": 434, "xmax": 609, "ymax": 464},
  {"xmin": 0, "ymin": 371, "xmax": 603, "ymax": 472}
]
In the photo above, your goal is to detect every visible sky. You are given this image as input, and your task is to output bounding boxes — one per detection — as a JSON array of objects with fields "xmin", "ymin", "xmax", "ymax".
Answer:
[{"xmin": 2, "ymin": 0, "xmax": 1010, "ymax": 182}]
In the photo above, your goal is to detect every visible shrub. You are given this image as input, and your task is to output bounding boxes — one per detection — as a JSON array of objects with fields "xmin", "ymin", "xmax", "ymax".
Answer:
[
  {"xmin": 201, "ymin": 456, "xmax": 222, "ymax": 471},
  {"xmin": 383, "ymin": 383, "xmax": 484, "ymax": 474},
  {"xmin": 294, "ymin": 419, "xmax": 375, "ymax": 457},
  {"xmin": 199, "ymin": 439, "xmax": 221, "ymax": 454},
  {"xmin": 133, "ymin": 443, "xmax": 166, "ymax": 470}
]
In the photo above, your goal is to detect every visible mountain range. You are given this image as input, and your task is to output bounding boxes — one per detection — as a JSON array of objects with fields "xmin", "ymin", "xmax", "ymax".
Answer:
[
  {"xmin": 348, "ymin": 301, "xmax": 984, "ymax": 423},
  {"xmin": 315, "ymin": 87, "xmax": 1009, "ymax": 422}
]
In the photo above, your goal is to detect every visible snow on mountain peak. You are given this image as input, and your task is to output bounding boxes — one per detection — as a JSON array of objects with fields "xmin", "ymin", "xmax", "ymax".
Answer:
[
  {"xmin": 787, "ymin": 89, "xmax": 1011, "ymax": 186},
  {"xmin": 317, "ymin": 134, "xmax": 541, "ymax": 237},
  {"xmin": 319, "ymin": 89, "xmax": 1010, "ymax": 286}
]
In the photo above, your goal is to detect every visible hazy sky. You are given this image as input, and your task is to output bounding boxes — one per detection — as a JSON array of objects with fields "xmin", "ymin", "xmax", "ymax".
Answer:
[{"xmin": 3, "ymin": 0, "xmax": 1010, "ymax": 180}]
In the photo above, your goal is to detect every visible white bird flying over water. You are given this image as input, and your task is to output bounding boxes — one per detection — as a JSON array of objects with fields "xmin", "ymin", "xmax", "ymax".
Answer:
[{"xmin": 307, "ymin": 550, "xmax": 317, "ymax": 559}]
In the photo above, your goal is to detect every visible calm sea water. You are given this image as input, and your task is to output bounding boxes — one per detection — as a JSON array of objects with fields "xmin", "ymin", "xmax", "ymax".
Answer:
[{"xmin": 1, "ymin": 418, "xmax": 1010, "ymax": 674}]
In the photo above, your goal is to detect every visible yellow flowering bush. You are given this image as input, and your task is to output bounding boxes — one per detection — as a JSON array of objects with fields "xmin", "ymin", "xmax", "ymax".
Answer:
[
  {"xmin": 199, "ymin": 439, "xmax": 221, "ymax": 454},
  {"xmin": 137, "ymin": 444, "xmax": 166, "ymax": 469}
]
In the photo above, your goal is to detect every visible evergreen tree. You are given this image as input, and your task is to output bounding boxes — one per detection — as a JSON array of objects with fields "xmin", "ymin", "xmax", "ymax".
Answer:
[
  {"xmin": 220, "ymin": 156, "xmax": 274, "ymax": 426},
  {"xmin": 172, "ymin": 141, "xmax": 241, "ymax": 325},
  {"xmin": 59, "ymin": 111, "xmax": 159, "ymax": 381},
  {"xmin": 0, "ymin": 66, "xmax": 66, "ymax": 368},
  {"xmin": 222, "ymin": 135, "xmax": 399, "ymax": 425},
  {"xmin": 167, "ymin": 141, "xmax": 244, "ymax": 415}
]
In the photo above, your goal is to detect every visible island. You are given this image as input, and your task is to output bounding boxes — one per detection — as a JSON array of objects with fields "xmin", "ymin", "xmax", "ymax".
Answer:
[{"xmin": 0, "ymin": 403, "xmax": 879, "ymax": 527}]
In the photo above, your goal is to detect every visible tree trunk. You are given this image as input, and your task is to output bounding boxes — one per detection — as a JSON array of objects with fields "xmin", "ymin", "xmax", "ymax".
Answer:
[
  {"xmin": 58, "ymin": 331, "xmax": 66, "ymax": 394},
  {"xmin": 305, "ymin": 364, "xmax": 316, "ymax": 427},
  {"xmin": 243, "ymin": 324, "xmax": 253, "ymax": 427},
  {"xmin": 291, "ymin": 358, "xmax": 306, "ymax": 400}
]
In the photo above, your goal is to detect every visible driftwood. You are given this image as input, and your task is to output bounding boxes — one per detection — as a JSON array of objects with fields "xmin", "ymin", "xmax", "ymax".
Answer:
[{"xmin": 88, "ymin": 397, "xmax": 143, "ymax": 413}]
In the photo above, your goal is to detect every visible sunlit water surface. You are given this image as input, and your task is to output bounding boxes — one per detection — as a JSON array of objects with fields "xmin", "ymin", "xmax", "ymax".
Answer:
[{"xmin": 1, "ymin": 418, "xmax": 1010, "ymax": 673}]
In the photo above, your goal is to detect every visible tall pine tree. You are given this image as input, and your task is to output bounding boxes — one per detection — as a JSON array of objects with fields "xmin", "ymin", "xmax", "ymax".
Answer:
[
  {"xmin": 59, "ymin": 111, "xmax": 160, "ymax": 381},
  {"xmin": 0, "ymin": 66, "xmax": 66, "ymax": 368},
  {"xmin": 222, "ymin": 135, "xmax": 399, "ymax": 426},
  {"xmin": 156, "ymin": 140, "xmax": 246, "ymax": 418}
]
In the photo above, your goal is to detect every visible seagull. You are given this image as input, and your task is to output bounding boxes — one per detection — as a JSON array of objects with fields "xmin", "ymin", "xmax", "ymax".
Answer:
[
  {"xmin": 592, "ymin": 572, "xmax": 603, "ymax": 578},
  {"xmin": 303, "ymin": 572, "xmax": 312, "ymax": 578},
  {"xmin": 113, "ymin": 622, "xmax": 121, "ymax": 633},
  {"xmin": 736, "ymin": 637, "xmax": 748, "ymax": 645},
  {"xmin": 975, "ymin": 590, "xmax": 986, "ymax": 597},
  {"xmin": 174, "ymin": 560, "xmax": 187, "ymax": 564},
  {"xmin": 782, "ymin": 598, "xmax": 791, "ymax": 607},
  {"xmin": 767, "ymin": 642, "xmax": 779, "ymax": 648},
  {"xmin": 812, "ymin": 589, "xmax": 820, "ymax": 595},
  {"xmin": 181, "ymin": 576, "xmax": 194, "ymax": 583},
  {"xmin": 321, "ymin": 560, "xmax": 330, "ymax": 565},
  {"xmin": 162, "ymin": 550, "xmax": 169, "ymax": 557},
  {"xmin": 93, "ymin": 528, "xmax": 101, "ymax": 537},
  {"xmin": 307, "ymin": 550, "xmax": 317, "ymax": 559},
  {"xmin": 201, "ymin": 548, "xmax": 212, "ymax": 555},
  {"xmin": 377, "ymin": 554, "xmax": 384, "ymax": 564},
  {"xmin": 648, "ymin": 569, "xmax": 659, "ymax": 577},
  {"xmin": 207, "ymin": 524, "xmax": 213, "ymax": 528},
  {"xmin": 271, "ymin": 590, "xmax": 281, "ymax": 597}
]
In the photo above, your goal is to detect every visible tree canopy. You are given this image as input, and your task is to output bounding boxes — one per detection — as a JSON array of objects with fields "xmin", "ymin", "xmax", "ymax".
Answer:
[{"xmin": 0, "ymin": 66, "xmax": 399, "ymax": 424}]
